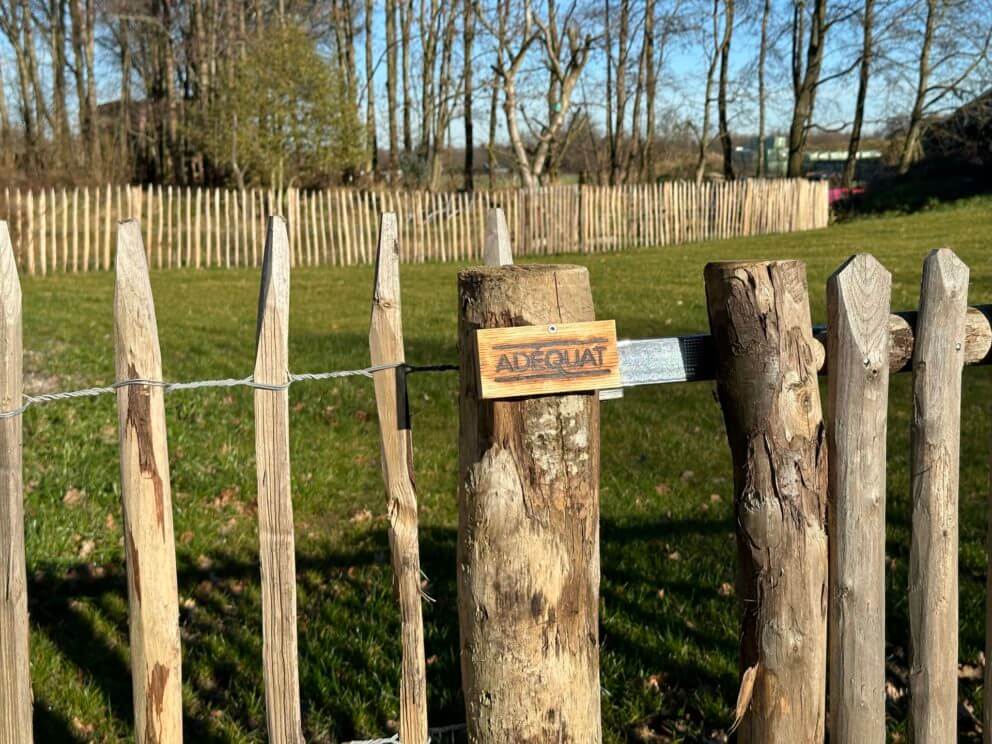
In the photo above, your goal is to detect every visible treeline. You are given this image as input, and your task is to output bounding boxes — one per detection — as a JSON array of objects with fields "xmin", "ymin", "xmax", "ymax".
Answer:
[{"xmin": 0, "ymin": 0, "xmax": 988, "ymax": 190}]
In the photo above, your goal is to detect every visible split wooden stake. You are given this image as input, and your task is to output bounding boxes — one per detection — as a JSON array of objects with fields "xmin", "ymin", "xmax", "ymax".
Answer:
[
  {"xmin": 0, "ymin": 222, "xmax": 30, "ymax": 744},
  {"xmin": 114, "ymin": 221, "xmax": 183, "ymax": 744},
  {"xmin": 827, "ymin": 254, "xmax": 891, "ymax": 744},
  {"xmin": 909, "ymin": 248, "xmax": 968, "ymax": 744},
  {"xmin": 483, "ymin": 208, "xmax": 512, "ymax": 267},
  {"xmin": 369, "ymin": 214, "xmax": 429, "ymax": 744},
  {"xmin": 253, "ymin": 217, "xmax": 304, "ymax": 744}
]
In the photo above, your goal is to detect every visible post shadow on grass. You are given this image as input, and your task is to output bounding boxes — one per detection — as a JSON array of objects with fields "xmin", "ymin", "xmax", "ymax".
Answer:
[{"xmin": 27, "ymin": 515, "xmax": 744, "ymax": 741}]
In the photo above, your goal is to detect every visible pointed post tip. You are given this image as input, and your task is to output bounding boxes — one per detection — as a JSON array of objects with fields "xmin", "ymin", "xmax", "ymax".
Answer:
[
  {"xmin": 484, "ymin": 208, "xmax": 512, "ymax": 267},
  {"xmin": 924, "ymin": 247, "xmax": 968, "ymax": 288},
  {"xmin": 373, "ymin": 213, "xmax": 400, "ymax": 299},
  {"xmin": 828, "ymin": 253, "xmax": 890, "ymax": 289}
]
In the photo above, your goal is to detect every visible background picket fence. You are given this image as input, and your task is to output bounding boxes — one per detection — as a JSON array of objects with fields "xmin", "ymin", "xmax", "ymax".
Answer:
[{"xmin": 0, "ymin": 179, "xmax": 829, "ymax": 275}]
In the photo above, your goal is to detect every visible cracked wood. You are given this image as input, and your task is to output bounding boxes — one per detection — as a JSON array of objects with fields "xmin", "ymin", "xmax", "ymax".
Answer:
[
  {"xmin": 458, "ymin": 264, "xmax": 601, "ymax": 743},
  {"xmin": 115, "ymin": 220, "xmax": 183, "ymax": 744},
  {"xmin": 704, "ymin": 259, "xmax": 828, "ymax": 744}
]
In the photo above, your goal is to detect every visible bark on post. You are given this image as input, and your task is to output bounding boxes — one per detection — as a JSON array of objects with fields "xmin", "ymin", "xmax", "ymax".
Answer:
[
  {"xmin": 457, "ymin": 264, "xmax": 602, "ymax": 743},
  {"xmin": 703, "ymin": 260, "xmax": 828, "ymax": 743},
  {"xmin": 827, "ymin": 254, "xmax": 891, "ymax": 744},
  {"xmin": 0, "ymin": 222, "xmax": 31, "ymax": 744},
  {"xmin": 115, "ymin": 220, "xmax": 183, "ymax": 744},
  {"xmin": 909, "ymin": 248, "xmax": 968, "ymax": 744}
]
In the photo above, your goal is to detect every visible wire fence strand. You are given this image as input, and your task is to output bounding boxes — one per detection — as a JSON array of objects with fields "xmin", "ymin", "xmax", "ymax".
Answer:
[{"xmin": 0, "ymin": 361, "xmax": 459, "ymax": 420}]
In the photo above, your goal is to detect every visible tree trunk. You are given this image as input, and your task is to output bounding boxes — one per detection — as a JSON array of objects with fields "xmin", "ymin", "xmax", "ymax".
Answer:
[
  {"xmin": 787, "ymin": 0, "xmax": 827, "ymax": 177},
  {"xmin": 704, "ymin": 259, "xmax": 828, "ymax": 743},
  {"xmin": 717, "ymin": 0, "xmax": 735, "ymax": 179},
  {"xmin": 457, "ymin": 264, "xmax": 602, "ymax": 743},
  {"xmin": 386, "ymin": 0, "xmax": 399, "ymax": 172},
  {"xmin": 401, "ymin": 0, "xmax": 413, "ymax": 153},
  {"xmin": 641, "ymin": 0, "xmax": 657, "ymax": 182},
  {"xmin": 463, "ymin": 0, "xmax": 475, "ymax": 190},
  {"xmin": 364, "ymin": 0, "xmax": 378, "ymax": 177},
  {"xmin": 756, "ymin": 0, "xmax": 770, "ymax": 176},
  {"xmin": 842, "ymin": 0, "xmax": 874, "ymax": 188},
  {"xmin": 898, "ymin": 0, "xmax": 937, "ymax": 174}
]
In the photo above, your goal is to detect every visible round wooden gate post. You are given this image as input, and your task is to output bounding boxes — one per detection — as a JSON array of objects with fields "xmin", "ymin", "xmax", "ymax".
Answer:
[
  {"xmin": 457, "ymin": 265, "xmax": 602, "ymax": 743},
  {"xmin": 704, "ymin": 260, "xmax": 828, "ymax": 743}
]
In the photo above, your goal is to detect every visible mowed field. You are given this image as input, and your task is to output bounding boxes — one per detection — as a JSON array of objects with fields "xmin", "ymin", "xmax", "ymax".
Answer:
[{"xmin": 18, "ymin": 196, "xmax": 992, "ymax": 742}]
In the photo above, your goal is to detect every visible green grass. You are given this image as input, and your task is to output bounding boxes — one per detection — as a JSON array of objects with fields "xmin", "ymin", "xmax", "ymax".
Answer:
[{"xmin": 19, "ymin": 195, "xmax": 992, "ymax": 742}]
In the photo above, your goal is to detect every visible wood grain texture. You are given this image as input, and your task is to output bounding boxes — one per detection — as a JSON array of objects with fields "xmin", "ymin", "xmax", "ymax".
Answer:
[
  {"xmin": 457, "ymin": 264, "xmax": 602, "ymax": 743},
  {"xmin": 826, "ymin": 254, "xmax": 891, "ymax": 744},
  {"xmin": 483, "ymin": 208, "xmax": 512, "ymax": 266},
  {"xmin": 908, "ymin": 248, "xmax": 969, "ymax": 744},
  {"xmin": 114, "ymin": 220, "xmax": 183, "ymax": 744},
  {"xmin": 704, "ymin": 259, "xmax": 828, "ymax": 744},
  {"xmin": 369, "ymin": 214, "xmax": 428, "ymax": 744},
  {"xmin": 253, "ymin": 217, "xmax": 304, "ymax": 744},
  {"xmin": 476, "ymin": 320, "xmax": 620, "ymax": 399},
  {"xmin": 0, "ymin": 222, "xmax": 30, "ymax": 744}
]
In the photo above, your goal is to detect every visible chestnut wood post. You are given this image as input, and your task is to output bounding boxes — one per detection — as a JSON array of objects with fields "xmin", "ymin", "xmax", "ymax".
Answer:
[
  {"xmin": 704, "ymin": 260, "xmax": 828, "ymax": 743},
  {"xmin": 0, "ymin": 222, "xmax": 31, "ymax": 744},
  {"xmin": 369, "ymin": 214, "xmax": 429, "ymax": 744},
  {"xmin": 909, "ymin": 248, "xmax": 968, "ymax": 744},
  {"xmin": 253, "ymin": 217, "xmax": 303, "ymax": 744},
  {"xmin": 827, "ymin": 254, "xmax": 891, "ymax": 744},
  {"xmin": 457, "ymin": 264, "xmax": 602, "ymax": 742},
  {"xmin": 115, "ymin": 220, "xmax": 183, "ymax": 744}
]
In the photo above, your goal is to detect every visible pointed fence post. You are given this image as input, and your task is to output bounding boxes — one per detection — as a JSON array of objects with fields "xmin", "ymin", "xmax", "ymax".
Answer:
[
  {"xmin": 909, "ymin": 248, "xmax": 968, "ymax": 744},
  {"xmin": 483, "ymin": 208, "xmax": 512, "ymax": 267},
  {"xmin": 254, "ymin": 216, "xmax": 304, "ymax": 744},
  {"xmin": 369, "ymin": 214, "xmax": 429, "ymax": 744},
  {"xmin": 704, "ymin": 260, "xmax": 828, "ymax": 742},
  {"xmin": 115, "ymin": 220, "xmax": 183, "ymax": 744},
  {"xmin": 456, "ymin": 263, "xmax": 603, "ymax": 742},
  {"xmin": 0, "ymin": 222, "xmax": 31, "ymax": 744},
  {"xmin": 827, "ymin": 254, "xmax": 891, "ymax": 744}
]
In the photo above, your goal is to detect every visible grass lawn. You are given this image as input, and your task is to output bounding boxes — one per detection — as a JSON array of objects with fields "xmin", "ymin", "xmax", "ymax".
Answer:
[{"xmin": 18, "ymin": 196, "xmax": 992, "ymax": 742}]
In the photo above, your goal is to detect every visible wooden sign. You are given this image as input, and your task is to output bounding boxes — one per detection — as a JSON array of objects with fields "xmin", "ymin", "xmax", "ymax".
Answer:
[{"xmin": 476, "ymin": 320, "xmax": 621, "ymax": 399}]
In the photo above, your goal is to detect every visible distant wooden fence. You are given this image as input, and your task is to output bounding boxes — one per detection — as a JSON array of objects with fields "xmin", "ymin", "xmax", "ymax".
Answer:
[{"xmin": 0, "ymin": 179, "xmax": 829, "ymax": 275}]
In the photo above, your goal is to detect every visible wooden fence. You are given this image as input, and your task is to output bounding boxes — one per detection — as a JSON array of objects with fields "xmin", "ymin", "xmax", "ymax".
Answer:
[
  {"xmin": 0, "ymin": 179, "xmax": 829, "ymax": 275},
  {"xmin": 0, "ymin": 206, "xmax": 976, "ymax": 744}
]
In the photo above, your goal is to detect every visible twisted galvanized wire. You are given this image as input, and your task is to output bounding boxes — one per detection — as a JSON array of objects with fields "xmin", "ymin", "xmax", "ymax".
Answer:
[{"xmin": 0, "ymin": 361, "xmax": 458, "ymax": 420}]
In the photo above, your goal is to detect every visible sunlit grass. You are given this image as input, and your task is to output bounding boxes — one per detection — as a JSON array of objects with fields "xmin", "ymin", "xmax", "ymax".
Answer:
[{"xmin": 20, "ymin": 195, "xmax": 992, "ymax": 741}]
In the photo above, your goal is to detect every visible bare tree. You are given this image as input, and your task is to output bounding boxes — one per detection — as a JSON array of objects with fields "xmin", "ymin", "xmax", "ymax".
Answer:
[
  {"xmin": 481, "ymin": 0, "xmax": 595, "ymax": 188},
  {"xmin": 364, "ymin": 0, "xmax": 378, "ymax": 175},
  {"xmin": 386, "ymin": 0, "xmax": 399, "ymax": 171},
  {"xmin": 401, "ymin": 0, "xmax": 413, "ymax": 153},
  {"xmin": 842, "ymin": 0, "xmax": 874, "ymax": 186},
  {"xmin": 756, "ymin": 0, "xmax": 771, "ymax": 176},
  {"xmin": 787, "ymin": 0, "xmax": 829, "ymax": 176},
  {"xmin": 0, "ymin": 0, "xmax": 40, "ymax": 165},
  {"xmin": 68, "ymin": 0, "xmax": 98, "ymax": 167},
  {"xmin": 894, "ymin": 0, "xmax": 991, "ymax": 173},
  {"xmin": 464, "ymin": 0, "xmax": 476, "ymax": 189},
  {"xmin": 717, "ymin": 0, "xmax": 735, "ymax": 178},
  {"xmin": 692, "ymin": 0, "xmax": 730, "ymax": 183}
]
